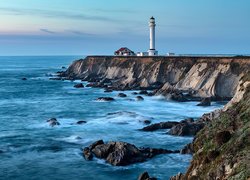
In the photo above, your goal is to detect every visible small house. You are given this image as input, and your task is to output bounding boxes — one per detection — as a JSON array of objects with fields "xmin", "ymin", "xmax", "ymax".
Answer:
[{"xmin": 114, "ymin": 47, "xmax": 135, "ymax": 56}]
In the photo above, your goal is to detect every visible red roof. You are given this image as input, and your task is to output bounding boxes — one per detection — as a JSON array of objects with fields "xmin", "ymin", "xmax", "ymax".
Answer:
[{"xmin": 115, "ymin": 47, "xmax": 134, "ymax": 53}]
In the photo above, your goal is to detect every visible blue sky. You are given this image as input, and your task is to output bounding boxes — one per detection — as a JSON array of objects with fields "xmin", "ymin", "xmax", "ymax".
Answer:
[{"xmin": 0, "ymin": 0, "xmax": 249, "ymax": 55}]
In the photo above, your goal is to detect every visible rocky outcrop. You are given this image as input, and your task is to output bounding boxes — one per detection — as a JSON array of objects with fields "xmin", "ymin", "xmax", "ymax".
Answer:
[
  {"xmin": 61, "ymin": 56, "xmax": 250, "ymax": 100},
  {"xmin": 83, "ymin": 140, "xmax": 179, "ymax": 166},
  {"xmin": 141, "ymin": 121, "xmax": 179, "ymax": 131},
  {"xmin": 171, "ymin": 72, "xmax": 250, "ymax": 180},
  {"xmin": 138, "ymin": 172, "xmax": 157, "ymax": 180},
  {"xmin": 47, "ymin": 118, "xmax": 60, "ymax": 127}
]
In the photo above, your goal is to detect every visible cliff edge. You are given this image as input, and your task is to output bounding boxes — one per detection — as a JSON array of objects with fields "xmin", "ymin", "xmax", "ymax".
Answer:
[{"xmin": 62, "ymin": 56, "xmax": 250, "ymax": 100}]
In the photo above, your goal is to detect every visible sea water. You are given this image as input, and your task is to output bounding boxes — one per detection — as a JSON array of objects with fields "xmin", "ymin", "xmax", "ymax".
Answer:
[{"xmin": 0, "ymin": 56, "xmax": 225, "ymax": 180}]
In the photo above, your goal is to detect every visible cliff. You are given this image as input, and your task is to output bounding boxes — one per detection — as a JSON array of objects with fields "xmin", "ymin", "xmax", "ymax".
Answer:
[
  {"xmin": 171, "ymin": 72, "xmax": 250, "ymax": 180},
  {"xmin": 62, "ymin": 56, "xmax": 250, "ymax": 99}
]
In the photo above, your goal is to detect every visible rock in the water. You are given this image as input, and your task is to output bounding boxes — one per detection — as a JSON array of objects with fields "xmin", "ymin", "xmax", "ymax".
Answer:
[
  {"xmin": 141, "ymin": 121, "xmax": 179, "ymax": 131},
  {"xmin": 89, "ymin": 140, "xmax": 104, "ymax": 150},
  {"xmin": 139, "ymin": 90, "xmax": 148, "ymax": 95},
  {"xmin": 170, "ymin": 172, "xmax": 184, "ymax": 180},
  {"xmin": 197, "ymin": 97, "xmax": 211, "ymax": 106},
  {"xmin": 136, "ymin": 96, "xmax": 144, "ymax": 101},
  {"xmin": 83, "ymin": 147, "xmax": 93, "ymax": 160},
  {"xmin": 142, "ymin": 120, "xmax": 151, "ymax": 125},
  {"xmin": 83, "ymin": 140, "xmax": 178, "ymax": 166},
  {"xmin": 132, "ymin": 92, "xmax": 138, "ymax": 95},
  {"xmin": 168, "ymin": 122, "xmax": 204, "ymax": 136},
  {"xmin": 21, "ymin": 77, "xmax": 27, "ymax": 80},
  {"xmin": 96, "ymin": 97, "xmax": 115, "ymax": 101},
  {"xmin": 117, "ymin": 93, "xmax": 127, "ymax": 97},
  {"xmin": 76, "ymin": 120, "xmax": 87, "ymax": 125},
  {"xmin": 168, "ymin": 92, "xmax": 187, "ymax": 102},
  {"xmin": 47, "ymin": 118, "xmax": 60, "ymax": 127},
  {"xmin": 62, "ymin": 66, "xmax": 66, "ymax": 69},
  {"xmin": 104, "ymin": 89, "xmax": 113, "ymax": 93},
  {"xmin": 138, "ymin": 172, "xmax": 151, "ymax": 180},
  {"xmin": 74, "ymin": 83, "xmax": 84, "ymax": 88}
]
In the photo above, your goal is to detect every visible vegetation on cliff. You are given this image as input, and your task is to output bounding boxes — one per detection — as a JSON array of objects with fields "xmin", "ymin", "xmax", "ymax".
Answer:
[{"xmin": 178, "ymin": 73, "xmax": 250, "ymax": 180}]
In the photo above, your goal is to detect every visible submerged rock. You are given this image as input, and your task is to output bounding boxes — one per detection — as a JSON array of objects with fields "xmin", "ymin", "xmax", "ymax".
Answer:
[
  {"xmin": 96, "ymin": 97, "xmax": 115, "ymax": 101},
  {"xmin": 117, "ymin": 93, "xmax": 127, "ymax": 97},
  {"xmin": 74, "ymin": 83, "xmax": 84, "ymax": 88},
  {"xmin": 47, "ymin": 118, "xmax": 60, "ymax": 127},
  {"xmin": 197, "ymin": 97, "xmax": 211, "ymax": 106},
  {"xmin": 21, "ymin": 77, "xmax": 27, "ymax": 80},
  {"xmin": 83, "ymin": 140, "xmax": 179, "ymax": 166},
  {"xmin": 136, "ymin": 96, "xmax": 144, "ymax": 101},
  {"xmin": 76, "ymin": 120, "xmax": 87, "ymax": 125}
]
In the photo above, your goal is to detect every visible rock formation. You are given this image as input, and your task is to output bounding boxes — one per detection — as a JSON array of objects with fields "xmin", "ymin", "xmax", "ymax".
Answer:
[
  {"xmin": 60, "ymin": 56, "xmax": 250, "ymax": 100},
  {"xmin": 83, "ymin": 140, "xmax": 179, "ymax": 166},
  {"xmin": 171, "ymin": 72, "xmax": 250, "ymax": 180}
]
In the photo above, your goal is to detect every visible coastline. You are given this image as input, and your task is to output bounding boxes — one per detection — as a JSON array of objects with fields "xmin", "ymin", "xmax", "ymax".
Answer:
[{"xmin": 58, "ymin": 55, "xmax": 250, "ymax": 179}]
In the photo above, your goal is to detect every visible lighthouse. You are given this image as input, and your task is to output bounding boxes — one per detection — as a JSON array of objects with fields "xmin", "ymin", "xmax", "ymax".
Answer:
[{"xmin": 148, "ymin": 16, "xmax": 158, "ymax": 56}]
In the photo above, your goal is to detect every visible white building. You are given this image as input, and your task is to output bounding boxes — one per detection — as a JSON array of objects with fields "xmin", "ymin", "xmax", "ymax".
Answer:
[{"xmin": 148, "ymin": 16, "xmax": 158, "ymax": 56}]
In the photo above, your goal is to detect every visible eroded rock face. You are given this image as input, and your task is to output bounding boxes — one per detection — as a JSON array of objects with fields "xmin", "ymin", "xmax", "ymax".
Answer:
[{"xmin": 83, "ymin": 140, "xmax": 179, "ymax": 166}]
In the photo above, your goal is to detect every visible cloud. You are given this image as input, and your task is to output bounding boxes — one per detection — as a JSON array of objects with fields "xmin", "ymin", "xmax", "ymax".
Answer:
[
  {"xmin": 0, "ymin": 7, "xmax": 117, "ymax": 22},
  {"xmin": 40, "ymin": 28, "xmax": 56, "ymax": 34},
  {"xmin": 66, "ymin": 30, "xmax": 94, "ymax": 36}
]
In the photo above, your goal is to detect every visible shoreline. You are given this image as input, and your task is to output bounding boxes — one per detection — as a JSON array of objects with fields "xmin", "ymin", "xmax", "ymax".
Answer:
[{"xmin": 57, "ymin": 55, "xmax": 250, "ymax": 179}]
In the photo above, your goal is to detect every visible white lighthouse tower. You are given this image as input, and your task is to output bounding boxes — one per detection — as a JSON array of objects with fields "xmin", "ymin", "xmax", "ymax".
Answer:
[{"xmin": 148, "ymin": 16, "xmax": 158, "ymax": 56}]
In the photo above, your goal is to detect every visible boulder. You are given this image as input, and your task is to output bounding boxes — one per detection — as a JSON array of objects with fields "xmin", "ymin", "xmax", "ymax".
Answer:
[
  {"xmin": 96, "ymin": 97, "xmax": 115, "ymax": 101},
  {"xmin": 136, "ymin": 96, "xmax": 144, "ymax": 101},
  {"xmin": 83, "ymin": 147, "xmax": 93, "ymax": 160},
  {"xmin": 138, "ymin": 172, "xmax": 150, "ymax": 180},
  {"xmin": 74, "ymin": 83, "xmax": 84, "ymax": 88},
  {"xmin": 89, "ymin": 140, "xmax": 104, "ymax": 150},
  {"xmin": 168, "ymin": 122, "xmax": 204, "ymax": 136},
  {"xmin": 117, "ymin": 93, "xmax": 127, "ymax": 97},
  {"xmin": 141, "ymin": 121, "xmax": 179, "ymax": 131},
  {"xmin": 197, "ymin": 97, "xmax": 211, "ymax": 106},
  {"xmin": 62, "ymin": 66, "xmax": 66, "ymax": 69},
  {"xmin": 132, "ymin": 92, "xmax": 138, "ymax": 95},
  {"xmin": 168, "ymin": 92, "xmax": 187, "ymax": 102},
  {"xmin": 47, "ymin": 118, "xmax": 60, "ymax": 127},
  {"xmin": 138, "ymin": 172, "xmax": 157, "ymax": 180},
  {"xmin": 83, "ymin": 140, "xmax": 179, "ymax": 166}
]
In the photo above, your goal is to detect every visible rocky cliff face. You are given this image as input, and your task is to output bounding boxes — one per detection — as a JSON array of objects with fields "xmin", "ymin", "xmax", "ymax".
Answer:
[
  {"xmin": 62, "ymin": 56, "xmax": 250, "ymax": 99},
  {"xmin": 171, "ymin": 72, "xmax": 250, "ymax": 180}
]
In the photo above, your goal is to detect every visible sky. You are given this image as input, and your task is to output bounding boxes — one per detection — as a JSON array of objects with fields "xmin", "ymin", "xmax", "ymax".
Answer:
[{"xmin": 0, "ymin": 0, "xmax": 250, "ymax": 55}]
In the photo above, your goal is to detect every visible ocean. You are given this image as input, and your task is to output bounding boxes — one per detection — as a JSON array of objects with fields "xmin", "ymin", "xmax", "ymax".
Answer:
[{"xmin": 0, "ymin": 56, "xmax": 225, "ymax": 180}]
